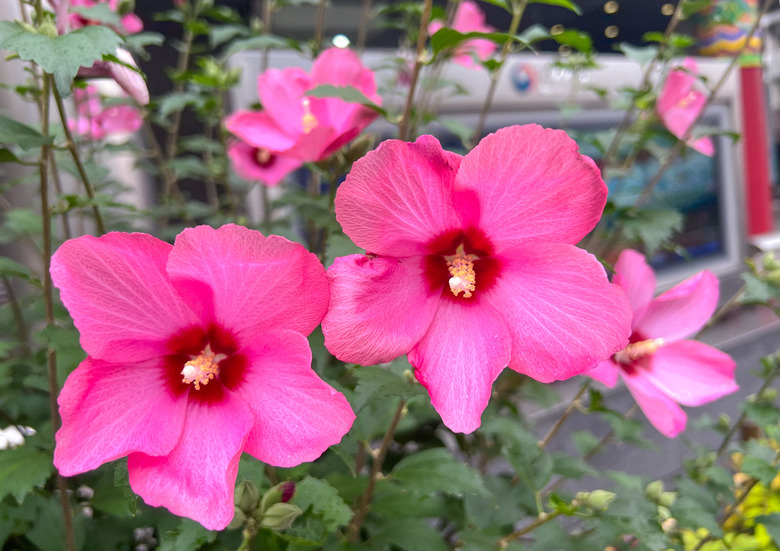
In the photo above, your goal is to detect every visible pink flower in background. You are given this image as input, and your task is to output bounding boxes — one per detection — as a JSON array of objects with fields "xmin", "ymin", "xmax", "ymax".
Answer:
[
  {"xmin": 225, "ymin": 48, "xmax": 381, "ymax": 185},
  {"xmin": 429, "ymin": 0, "xmax": 497, "ymax": 69},
  {"xmin": 656, "ymin": 57, "xmax": 714, "ymax": 156},
  {"xmin": 227, "ymin": 141, "xmax": 303, "ymax": 187},
  {"xmin": 69, "ymin": 86, "xmax": 142, "ymax": 140},
  {"xmin": 76, "ymin": 48, "xmax": 150, "ymax": 105},
  {"xmin": 66, "ymin": 0, "xmax": 143, "ymax": 35},
  {"xmin": 322, "ymin": 125, "xmax": 632, "ymax": 433},
  {"xmin": 588, "ymin": 249, "xmax": 738, "ymax": 438},
  {"xmin": 51, "ymin": 225, "xmax": 355, "ymax": 529}
]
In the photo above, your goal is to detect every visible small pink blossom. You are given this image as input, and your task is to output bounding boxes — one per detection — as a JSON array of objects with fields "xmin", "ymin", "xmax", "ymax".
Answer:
[
  {"xmin": 656, "ymin": 57, "xmax": 714, "ymax": 156},
  {"xmin": 429, "ymin": 0, "xmax": 497, "ymax": 69},
  {"xmin": 68, "ymin": 85, "xmax": 142, "ymax": 140},
  {"xmin": 51, "ymin": 225, "xmax": 355, "ymax": 529},
  {"xmin": 588, "ymin": 249, "xmax": 738, "ymax": 438},
  {"xmin": 51, "ymin": 0, "xmax": 144, "ymax": 35},
  {"xmin": 322, "ymin": 125, "xmax": 633, "ymax": 433},
  {"xmin": 224, "ymin": 48, "xmax": 381, "ymax": 186}
]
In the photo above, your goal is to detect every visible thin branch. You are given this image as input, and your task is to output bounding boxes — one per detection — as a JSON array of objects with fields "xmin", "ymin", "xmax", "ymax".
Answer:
[
  {"xmin": 397, "ymin": 0, "xmax": 433, "ymax": 141},
  {"xmin": 48, "ymin": 150, "xmax": 72, "ymax": 240},
  {"xmin": 313, "ymin": 0, "xmax": 327, "ymax": 52},
  {"xmin": 2, "ymin": 276, "xmax": 31, "ymax": 356},
  {"xmin": 538, "ymin": 380, "xmax": 591, "ymax": 450},
  {"xmin": 356, "ymin": 0, "xmax": 372, "ymax": 52},
  {"xmin": 163, "ymin": 24, "xmax": 196, "ymax": 192},
  {"xmin": 497, "ymin": 510, "xmax": 563, "ymax": 549}
]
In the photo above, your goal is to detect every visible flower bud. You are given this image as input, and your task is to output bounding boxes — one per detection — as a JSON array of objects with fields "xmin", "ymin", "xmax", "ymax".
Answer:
[
  {"xmin": 234, "ymin": 480, "xmax": 260, "ymax": 514},
  {"xmin": 259, "ymin": 502, "xmax": 302, "ymax": 531},
  {"xmin": 578, "ymin": 490, "xmax": 616, "ymax": 511},
  {"xmin": 766, "ymin": 269, "xmax": 780, "ymax": 287},
  {"xmin": 661, "ymin": 517, "xmax": 677, "ymax": 533},
  {"xmin": 658, "ymin": 491, "xmax": 677, "ymax": 508},
  {"xmin": 645, "ymin": 480, "xmax": 664, "ymax": 501},
  {"xmin": 344, "ymin": 134, "xmax": 376, "ymax": 165},
  {"xmin": 116, "ymin": 0, "xmax": 136, "ymax": 16},
  {"xmin": 260, "ymin": 481, "xmax": 296, "ymax": 513},
  {"xmin": 763, "ymin": 252, "xmax": 780, "ymax": 271},
  {"xmin": 38, "ymin": 19, "xmax": 58, "ymax": 38},
  {"xmin": 227, "ymin": 507, "xmax": 246, "ymax": 530}
]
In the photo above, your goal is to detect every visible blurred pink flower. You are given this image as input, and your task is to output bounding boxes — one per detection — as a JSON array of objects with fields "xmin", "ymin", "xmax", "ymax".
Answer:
[
  {"xmin": 227, "ymin": 141, "xmax": 303, "ymax": 187},
  {"xmin": 322, "ymin": 125, "xmax": 633, "ymax": 433},
  {"xmin": 656, "ymin": 57, "xmax": 714, "ymax": 156},
  {"xmin": 429, "ymin": 0, "xmax": 497, "ymax": 69},
  {"xmin": 51, "ymin": 225, "xmax": 355, "ymax": 529},
  {"xmin": 69, "ymin": 85, "xmax": 142, "ymax": 140},
  {"xmin": 65, "ymin": 0, "xmax": 143, "ymax": 35},
  {"xmin": 588, "ymin": 249, "xmax": 738, "ymax": 438},
  {"xmin": 77, "ymin": 48, "xmax": 149, "ymax": 105},
  {"xmin": 224, "ymin": 48, "xmax": 381, "ymax": 186}
]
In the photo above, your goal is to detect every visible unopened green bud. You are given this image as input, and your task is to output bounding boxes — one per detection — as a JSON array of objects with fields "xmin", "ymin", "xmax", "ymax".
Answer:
[
  {"xmin": 763, "ymin": 252, "xmax": 780, "ymax": 271},
  {"xmin": 645, "ymin": 480, "xmax": 664, "ymax": 501},
  {"xmin": 658, "ymin": 491, "xmax": 677, "ymax": 508},
  {"xmin": 260, "ymin": 502, "xmax": 302, "ymax": 531},
  {"xmin": 227, "ymin": 507, "xmax": 247, "ymax": 530},
  {"xmin": 766, "ymin": 269, "xmax": 780, "ymax": 287},
  {"xmin": 38, "ymin": 19, "xmax": 58, "ymax": 38},
  {"xmin": 235, "ymin": 480, "xmax": 260, "ymax": 514},
  {"xmin": 760, "ymin": 388, "xmax": 779, "ymax": 401},
  {"xmin": 260, "ymin": 481, "xmax": 296, "ymax": 513},
  {"xmin": 717, "ymin": 413, "xmax": 731, "ymax": 431},
  {"xmin": 344, "ymin": 134, "xmax": 375, "ymax": 165},
  {"xmin": 583, "ymin": 490, "xmax": 616, "ymax": 511}
]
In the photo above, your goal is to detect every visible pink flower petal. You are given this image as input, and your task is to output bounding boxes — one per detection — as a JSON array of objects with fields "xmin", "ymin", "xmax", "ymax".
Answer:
[
  {"xmin": 484, "ymin": 243, "xmax": 632, "ymax": 383},
  {"xmin": 228, "ymin": 141, "xmax": 302, "ymax": 186},
  {"xmin": 634, "ymin": 270, "xmax": 718, "ymax": 341},
  {"xmin": 613, "ymin": 249, "xmax": 656, "ymax": 325},
  {"xmin": 99, "ymin": 105, "xmax": 142, "ymax": 135},
  {"xmin": 453, "ymin": 0, "xmax": 491, "ymax": 32},
  {"xmin": 453, "ymin": 125, "xmax": 607, "ymax": 250},
  {"xmin": 224, "ymin": 110, "xmax": 297, "ymax": 152},
  {"xmin": 257, "ymin": 67, "xmax": 312, "ymax": 134},
  {"xmin": 310, "ymin": 48, "xmax": 380, "ymax": 101},
  {"xmin": 50, "ymin": 233, "xmax": 200, "ymax": 363},
  {"xmin": 166, "ymin": 225, "xmax": 329, "ymax": 346},
  {"xmin": 335, "ymin": 135, "xmax": 463, "ymax": 257},
  {"xmin": 322, "ymin": 254, "xmax": 440, "ymax": 365},
  {"xmin": 642, "ymin": 340, "xmax": 738, "ymax": 406},
  {"xmin": 120, "ymin": 13, "xmax": 143, "ymax": 34},
  {"xmin": 657, "ymin": 60, "xmax": 695, "ymax": 116},
  {"xmin": 408, "ymin": 298, "xmax": 511, "ymax": 433},
  {"xmin": 231, "ymin": 330, "xmax": 355, "ymax": 467},
  {"xmin": 128, "ymin": 395, "xmax": 252, "ymax": 530},
  {"xmin": 54, "ymin": 356, "xmax": 187, "ymax": 476},
  {"xmin": 107, "ymin": 49, "xmax": 149, "ymax": 105},
  {"xmin": 622, "ymin": 367, "xmax": 687, "ymax": 438},
  {"xmin": 690, "ymin": 136, "xmax": 715, "ymax": 157},
  {"xmin": 587, "ymin": 359, "xmax": 620, "ymax": 388}
]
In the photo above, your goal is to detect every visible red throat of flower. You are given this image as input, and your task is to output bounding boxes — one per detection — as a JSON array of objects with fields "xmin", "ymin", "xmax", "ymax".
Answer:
[{"xmin": 614, "ymin": 338, "xmax": 664, "ymax": 365}]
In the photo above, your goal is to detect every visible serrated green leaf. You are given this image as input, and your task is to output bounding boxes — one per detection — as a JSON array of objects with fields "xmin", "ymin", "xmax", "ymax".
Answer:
[
  {"xmin": 481, "ymin": 418, "xmax": 553, "ymax": 491},
  {"xmin": 371, "ymin": 518, "xmax": 449, "ymax": 551},
  {"xmin": 391, "ymin": 448, "xmax": 489, "ymax": 497},
  {"xmin": 304, "ymin": 84, "xmax": 385, "ymax": 115},
  {"xmin": 352, "ymin": 365, "xmax": 425, "ymax": 411},
  {"xmin": 0, "ymin": 446, "xmax": 53, "ymax": 503},
  {"xmin": 529, "ymin": 0, "xmax": 582, "ymax": 14},
  {"xmin": 620, "ymin": 207, "xmax": 683, "ymax": 254},
  {"xmin": 294, "ymin": 477, "xmax": 353, "ymax": 532},
  {"xmin": 0, "ymin": 22, "xmax": 123, "ymax": 94},
  {"xmin": 0, "ymin": 115, "xmax": 53, "ymax": 150},
  {"xmin": 740, "ymin": 272, "xmax": 776, "ymax": 305},
  {"xmin": 158, "ymin": 519, "xmax": 216, "ymax": 551},
  {"xmin": 742, "ymin": 400, "xmax": 780, "ymax": 425}
]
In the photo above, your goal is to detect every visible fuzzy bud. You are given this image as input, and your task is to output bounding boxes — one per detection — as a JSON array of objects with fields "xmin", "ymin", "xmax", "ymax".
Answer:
[
  {"xmin": 658, "ymin": 492, "xmax": 677, "ymax": 508},
  {"xmin": 645, "ymin": 480, "xmax": 664, "ymax": 502},
  {"xmin": 259, "ymin": 502, "xmax": 302, "ymax": 531},
  {"xmin": 260, "ymin": 481, "xmax": 296, "ymax": 513},
  {"xmin": 227, "ymin": 507, "xmax": 246, "ymax": 530},
  {"xmin": 235, "ymin": 480, "xmax": 260, "ymax": 514},
  {"xmin": 576, "ymin": 490, "xmax": 616, "ymax": 511},
  {"xmin": 38, "ymin": 19, "xmax": 58, "ymax": 38}
]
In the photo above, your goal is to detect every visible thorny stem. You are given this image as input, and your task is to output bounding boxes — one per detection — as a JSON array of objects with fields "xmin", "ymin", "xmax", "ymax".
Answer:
[
  {"xmin": 52, "ymin": 86, "xmax": 106, "ymax": 235},
  {"xmin": 538, "ymin": 379, "xmax": 591, "ymax": 450},
  {"xmin": 39, "ymin": 70, "xmax": 77, "ymax": 551},
  {"xmin": 347, "ymin": 399, "xmax": 407, "ymax": 542},
  {"xmin": 470, "ymin": 0, "xmax": 527, "ymax": 148},
  {"xmin": 397, "ymin": 0, "xmax": 433, "ymax": 141},
  {"xmin": 497, "ymin": 510, "xmax": 563, "ymax": 548}
]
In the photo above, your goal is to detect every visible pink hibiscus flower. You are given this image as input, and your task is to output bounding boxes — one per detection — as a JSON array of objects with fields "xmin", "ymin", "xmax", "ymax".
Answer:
[
  {"xmin": 227, "ymin": 141, "xmax": 303, "ymax": 187},
  {"xmin": 322, "ymin": 125, "xmax": 633, "ymax": 433},
  {"xmin": 429, "ymin": 0, "xmax": 497, "ymax": 69},
  {"xmin": 51, "ymin": 224, "xmax": 355, "ymax": 529},
  {"xmin": 588, "ymin": 249, "xmax": 738, "ymax": 438},
  {"xmin": 224, "ymin": 48, "xmax": 381, "ymax": 185},
  {"xmin": 656, "ymin": 57, "xmax": 714, "ymax": 156},
  {"xmin": 69, "ymin": 85, "xmax": 143, "ymax": 140},
  {"xmin": 51, "ymin": 0, "xmax": 144, "ymax": 35}
]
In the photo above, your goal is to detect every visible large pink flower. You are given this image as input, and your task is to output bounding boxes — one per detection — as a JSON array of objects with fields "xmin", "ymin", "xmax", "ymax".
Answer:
[
  {"xmin": 588, "ymin": 249, "xmax": 738, "ymax": 438},
  {"xmin": 322, "ymin": 125, "xmax": 633, "ymax": 433},
  {"xmin": 69, "ymin": 85, "xmax": 143, "ymax": 140},
  {"xmin": 656, "ymin": 57, "xmax": 714, "ymax": 156},
  {"xmin": 51, "ymin": 224, "xmax": 355, "ymax": 529},
  {"xmin": 224, "ymin": 48, "xmax": 381, "ymax": 185},
  {"xmin": 429, "ymin": 0, "xmax": 497, "ymax": 69}
]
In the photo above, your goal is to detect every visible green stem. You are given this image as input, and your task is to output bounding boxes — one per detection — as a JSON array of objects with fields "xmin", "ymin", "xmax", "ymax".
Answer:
[
  {"xmin": 347, "ymin": 399, "xmax": 407, "ymax": 542},
  {"xmin": 163, "ymin": 24, "xmax": 196, "ymax": 190},
  {"xmin": 696, "ymin": 284, "xmax": 744, "ymax": 339},
  {"xmin": 538, "ymin": 379, "xmax": 591, "ymax": 450},
  {"xmin": 52, "ymin": 86, "xmax": 106, "ymax": 235},
  {"xmin": 397, "ymin": 0, "xmax": 433, "ymax": 141},
  {"xmin": 469, "ymin": 0, "xmax": 527, "ymax": 148},
  {"xmin": 48, "ymin": 150, "xmax": 72, "ymax": 240},
  {"xmin": 2, "ymin": 275, "xmax": 30, "ymax": 356},
  {"xmin": 497, "ymin": 510, "xmax": 563, "ymax": 548},
  {"xmin": 356, "ymin": 0, "xmax": 372, "ymax": 52}
]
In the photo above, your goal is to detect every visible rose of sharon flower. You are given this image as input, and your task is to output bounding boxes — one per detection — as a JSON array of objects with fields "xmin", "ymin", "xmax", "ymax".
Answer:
[
  {"xmin": 322, "ymin": 125, "xmax": 633, "ymax": 433},
  {"xmin": 69, "ymin": 86, "xmax": 142, "ymax": 140},
  {"xmin": 656, "ymin": 57, "xmax": 714, "ymax": 156},
  {"xmin": 51, "ymin": 224, "xmax": 355, "ymax": 529},
  {"xmin": 588, "ymin": 249, "xmax": 738, "ymax": 438},
  {"xmin": 225, "ymin": 48, "xmax": 381, "ymax": 186},
  {"xmin": 429, "ymin": 0, "xmax": 497, "ymax": 69},
  {"xmin": 77, "ymin": 48, "xmax": 150, "ymax": 106},
  {"xmin": 66, "ymin": 0, "xmax": 143, "ymax": 35}
]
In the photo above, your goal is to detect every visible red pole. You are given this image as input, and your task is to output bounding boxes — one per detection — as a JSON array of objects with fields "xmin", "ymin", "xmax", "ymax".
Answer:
[{"xmin": 740, "ymin": 65, "xmax": 774, "ymax": 235}]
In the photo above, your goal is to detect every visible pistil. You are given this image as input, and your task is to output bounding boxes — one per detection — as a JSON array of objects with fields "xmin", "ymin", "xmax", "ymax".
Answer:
[
  {"xmin": 447, "ymin": 254, "xmax": 476, "ymax": 298},
  {"xmin": 614, "ymin": 338, "xmax": 665, "ymax": 365}
]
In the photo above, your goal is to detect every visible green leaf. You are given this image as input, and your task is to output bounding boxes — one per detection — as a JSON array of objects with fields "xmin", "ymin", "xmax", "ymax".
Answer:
[
  {"xmin": 430, "ymin": 28, "xmax": 516, "ymax": 56},
  {"xmin": 371, "ymin": 518, "xmax": 449, "ymax": 551},
  {"xmin": 209, "ymin": 24, "xmax": 248, "ymax": 48},
  {"xmin": 551, "ymin": 29, "xmax": 592, "ymax": 53},
  {"xmin": 755, "ymin": 514, "xmax": 780, "ymax": 544},
  {"xmin": 571, "ymin": 430, "xmax": 601, "ymax": 456},
  {"xmin": 158, "ymin": 519, "xmax": 216, "ymax": 551},
  {"xmin": 529, "ymin": 0, "xmax": 582, "ymax": 14},
  {"xmin": 294, "ymin": 477, "xmax": 353, "ymax": 532},
  {"xmin": 551, "ymin": 452, "xmax": 597, "ymax": 479},
  {"xmin": 0, "ymin": 115, "xmax": 53, "ymax": 150},
  {"xmin": 481, "ymin": 418, "xmax": 553, "ymax": 491},
  {"xmin": 123, "ymin": 31, "xmax": 165, "ymax": 56},
  {"xmin": 741, "ymin": 441, "xmax": 777, "ymax": 485},
  {"xmin": 352, "ymin": 365, "xmax": 425, "ymax": 412},
  {"xmin": 741, "ymin": 400, "xmax": 780, "ymax": 425},
  {"xmin": 620, "ymin": 207, "xmax": 683, "ymax": 254},
  {"xmin": 391, "ymin": 448, "xmax": 489, "ymax": 497},
  {"xmin": 740, "ymin": 272, "xmax": 775, "ymax": 305},
  {"xmin": 681, "ymin": 0, "xmax": 711, "ymax": 18},
  {"xmin": 304, "ymin": 84, "xmax": 385, "ymax": 115},
  {"xmin": 221, "ymin": 34, "xmax": 293, "ymax": 58},
  {"xmin": 112, "ymin": 460, "xmax": 139, "ymax": 516},
  {"xmin": 0, "ymin": 256, "xmax": 35, "ymax": 283},
  {"xmin": 617, "ymin": 43, "xmax": 657, "ymax": 65},
  {"xmin": 0, "ymin": 22, "xmax": 123, "ymax": 94},
  {"xmin": 0, "ymin": 148, "xmax": 22, "ymax": 163},
  {"xmin": 0, "ymin": 445, "xmax": 54, "ymax": 503}
]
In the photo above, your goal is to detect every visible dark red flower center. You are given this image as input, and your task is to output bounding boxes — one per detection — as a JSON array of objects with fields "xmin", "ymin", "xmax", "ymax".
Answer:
[{"xmin": 254, "ymin": 147, "xmax": 275, "ymax": 168}]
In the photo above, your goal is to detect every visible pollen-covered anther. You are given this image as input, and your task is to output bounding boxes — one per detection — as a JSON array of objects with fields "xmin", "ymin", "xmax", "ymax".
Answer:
[
  {"xmin": 181, "ymin": 351, "xmax": 220, "ymax": 390},
  {"xmin": 447, "ymin": 255, "xmax": 476, "ymax": 298},
  {"xmin": 677, "ymin": 91, "xmax": 697, "ymax": 109},
  {"xmin": 614, "ymin": 338, "xmax": 665, "ymax": 365},
  {"xmin": 301, "ymin": 98, "xmax": 318, "ymax": 134}
]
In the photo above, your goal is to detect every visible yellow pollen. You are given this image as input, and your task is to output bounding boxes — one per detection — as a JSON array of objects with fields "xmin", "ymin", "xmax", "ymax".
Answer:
[
  {"xmin": 447, "ymin": 254, "xmax": 476, "ymax": 298},
  {"xmin": 181, "ymin": 351, "xmax": 220, "ymax": 390},
  {"xmin": 676, "ymin": 91, "xmax": 697, "ymax": 109},
  {"xmin": 301, "ymin": 98, "xmax": 318, "ymax": 134},
  {"xmin": 255, "ymin": 148, "xmax": 272, "ymax": 165},
  {"xmin": 614, "ymin": 338, "xmax": 665, "ymax": 365}
]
